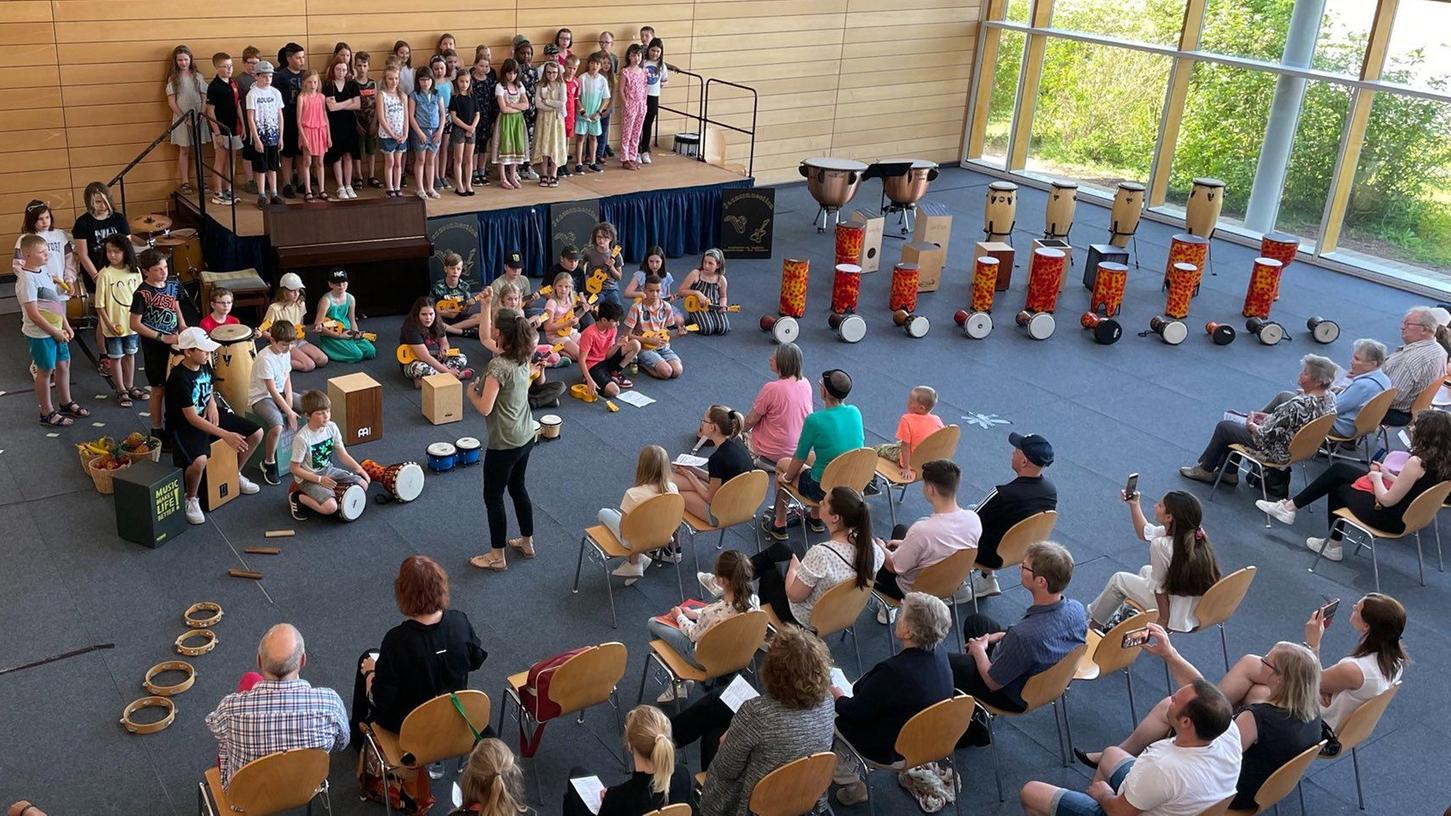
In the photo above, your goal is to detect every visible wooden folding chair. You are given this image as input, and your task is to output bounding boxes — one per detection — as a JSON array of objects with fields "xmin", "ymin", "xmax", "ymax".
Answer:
[
  {"xmin": 642, "ymin": 805, "xmax": 692, "ymax": 816},
  {"xmin": 638, "ymin": 609, "xmax": 768, "ymax": 706},
  {"xmin": 1169, "ymin": 566, "xmax": 1257, "ymax": 678},
  {"xmin": 747, "ymin": 752, "xmax": 838, "ymax": 816},
  {"xmin": 1071, "ymin": 610, "xmax": 1154, "ymax": 725},
  {"xmin": 198, "ymin": 748, "xmax": 331, "ymax": 816},
  {"xmin": 574, "ymin": 493, "xmax": 686, "ymax": 627},
  {"xmin": 779, "ymin": 448, "xmax": 878, "ymax": 550},
  {"xmin": 982, "ymin": 643, "xmax": 1088, "ymax": 801},
  {"xmin": 763, "ymin": 579, "xmax": 873, "ymax": 672},
  {"xmin": 835, "ymin": 694, "xmax": 976, "ymax": 816},
  {"xmin": 871, "ymin": 425, "xmax": 961, "ymax": 526},
  {"xmin": 1315, "ymin": 682, "xmax": 1399, "ymax": 810},
  {"xmin": 1212, "ymin": 413, "xmax": 1338, "ymax": 527},
  {"xmin": 971, "ymin": 510, "xmax": 1057, "ymax": 611},
  {"xmin": 1324, "ymin": 387, "xmax": 1397, "ymax": 463},
  {"xmin": 1228, "ymin": 739, "xmax": 1326, "ymax": 814},
  {"xmin": 681, "ymin": 469, "xmax": 769, "ymax": 571},
  {"xmin": 874, "ymin": 547, "xmax": 977, "ymax": 652},
  {"xmin": 359, "ymin": 690, "xmax": 491, "ymax": 816},
  {"xmin": 1313, "ymin": 481, "xmax": 1451, "ymax": 590}
]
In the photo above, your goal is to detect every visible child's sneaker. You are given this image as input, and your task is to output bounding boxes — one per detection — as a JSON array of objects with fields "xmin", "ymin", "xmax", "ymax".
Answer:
[
  {"xmin": 574, "ymin": 163, "xmax": 585, "ymax": 175},
  {"xmin": 641, "ymin": 152, "xmax": 652, "ymax": 164},
  {"xmin": 238, "ymin": 474, "xmax": 260, "ymax": 495},
  {"xmin": 257, "ymin": 195, "xmax": 269, "ymax": 210},
  {"xmin": 262, "ymin": 460, "xmax": 281, "ymax": 486},
  {"xmin": 244, "ymin": 180, "xmax": 258, "ymax": 194},
  {"xmin": 287, "ymin": 489, "xmax": 310, "ymax": 521},
  {"xmin": 185, "ymin": 497, "xmax": 205, "ymax": 525},
  {"xmin": 589, "ymin": 162, "xmax": 603, "ymax": 173},
  {"xmin": 281, "ymin": 184, "xmax": 295, "ymax": 198}
]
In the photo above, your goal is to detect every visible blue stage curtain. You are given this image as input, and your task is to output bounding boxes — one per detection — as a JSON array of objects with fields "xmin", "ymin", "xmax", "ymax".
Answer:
[
  {"xmin": 474, "ymin": 205, "xmax": 550, "ymax": 283},
  {"xmin": 201, "ymin": 221, "xmax": 267, "ymax": 279},
  {"xmin": 599, "ymin": 179, "xmax": 753, "ymax": 263}
]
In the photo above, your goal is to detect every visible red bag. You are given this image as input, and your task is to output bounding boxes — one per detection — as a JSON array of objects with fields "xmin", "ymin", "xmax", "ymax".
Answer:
[
  {"xmin": 517, "ymin": 646, "xmax": 587, "ymax": 756},
  {"xmin": 1352, "ymin": 475, "xmax": 1375, "ymax": 493}
]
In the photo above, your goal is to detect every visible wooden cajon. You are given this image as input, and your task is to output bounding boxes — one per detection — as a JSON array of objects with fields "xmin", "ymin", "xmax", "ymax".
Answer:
[
  {"xmin": 848, "ymin": 210, "xmax": 885, "ymax": 273},
  {"xmin": 328, "ymin": 372, "xmax": 383, "ymax": 446},
  {"xmin": 913, "ymin": 203, "xmax": 953, "ymax": 249},
  {"xmin": 422, "ymin": 373, "xmax": 463, "ymax": 425},
  {"xmin": 901, "ymin": 242, "xmax": 945, "ymax": 293},
  {"xmin": 1083, "ymin": 243, "xmax": 1130, "ymax": 289},
  {"xmin": 204, "ymin": 438, "xmax": 240, "ymax": 512},
  {"xmin": 977, "ymin": 241, "xmax": 1015, "ymax": 291}
]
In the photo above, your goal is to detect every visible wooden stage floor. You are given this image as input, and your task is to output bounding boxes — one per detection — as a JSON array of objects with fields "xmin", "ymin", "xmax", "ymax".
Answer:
[{"xmin": 177, "ymin": 153, "xmax": 747, "ymax": 238}]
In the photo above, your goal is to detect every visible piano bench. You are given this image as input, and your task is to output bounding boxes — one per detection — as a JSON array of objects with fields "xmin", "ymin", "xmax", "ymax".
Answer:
[{"xmin": 201, "ymin": 269, "xmax": 271, "ymax": 319}]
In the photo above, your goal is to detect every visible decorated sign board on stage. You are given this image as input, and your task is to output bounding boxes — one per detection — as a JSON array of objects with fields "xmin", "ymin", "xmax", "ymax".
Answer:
[
  {"xmin": 428, "ymin": 214, "xmax": 482, "ymax": 288},
  {"xmin": 114, "ymin": 460, "xmax": 186, "ymax": 548},
  {"xmin": 423, "ymin": 373, "xmax": 463, "ymax": 425},
  {"xmin": 551, "ymin": 200, "xmax": 602, "ymax": 264},
  {"xmin": 328, "ymin": 372, "xmax": 384, "ymax": 445},
  {"xmin": 721, "ymin": 188, "xmax": 775, "ymax": 260}
]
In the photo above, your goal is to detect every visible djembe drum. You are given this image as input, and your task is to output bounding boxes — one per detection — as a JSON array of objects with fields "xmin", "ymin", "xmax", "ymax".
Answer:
[
  {"xmin": 835, "ymin": 221, "xmax": 865, "ymax": 267},
  {"xmin": 1186, "ymin": 178, "xmax": 1225, "ymax": 238},
  {"xmin": 1090, "ymin": 261, "xmax": 1128, "ymax": 317},
  {"xmin": 1110, "ymin": 182, "xmax": 1146, "ymax": 248},
  {"xmin": 361, "ymin": 459, "xmax": 425, "ymax": 503},
  {"xmin": 1149, "ymin": 316, "xmax": 1189, "ymax": 345},
  {"xmin": 889, "ymin": 262, "xmax": 919, "ymax": 312},
  {"xmin": 1025, "ymin": 248, "xmax": 1066, "ymax": 313},
  {"xmin": 984, "ymin": 181, "xmax": 1018, "ymax": 242},
  {"xmin": 1164, "ymin": 262, "xmax": 1199, "ymax": 319},
  {"xmin": 831, "ymin": 263, "xmax": 863, "ymax": 314},
  {"xmin": 1044, "ymin": 180, "xmax": 1078, "ymax": 240},
  {"xmin": 1242, "ymin": 258, "xmax": 1283, "ymax": 319},
  {"xmin": 779, "ymin": 257, "xmax": 809, "ymax": 318},
  {"xmin": 1260, "ymin": 232, "xmax": 1299, "ymax": 302},
  {"xmin": 1080, "ymin": 313, "xmax": 1122, "ymax": 345},
  {"xmin": 1162, "ymin": 233, "xmax": 1208, "ymax": 293},
  {"xmin": 971, "ymin": 257, "xmax": 999, "ymax": 312}
]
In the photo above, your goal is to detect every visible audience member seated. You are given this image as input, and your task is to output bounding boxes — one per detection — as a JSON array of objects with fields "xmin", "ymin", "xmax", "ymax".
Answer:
[
  {"xmin": 742, "ymin": 343, "xmax": 813, "ymax": 467},
  {"xmin": 1331, "ymin": 339, "xmax": 1392, "ymax": 438},
  {"xmin": 676, "ymin": 404, "xmax": 755, "ymax": 522},
  {"xmin": 951, "ymin": 541, "xmax": 1086, "ymax": 737},
  {"xmin": 873, "ymin": 460, "xmax": 981, "ymax": 613},
  {"xmin": 1219, "ymin": 593, "xmax": 1407, "ymax": 737},
  {"xmin": 674, "ymin": 627, "xmax": 836, "ymax": 816},
  {"xmin": 762, "ymin": 369, "xmax": 863, "ymax": 541},
  {"xmin": 1381, "ymin": 306, "xmax": 1450, "ymax": 426},
  {"xmin": 1258, "ymin": 409, "xmax": 1451, "ymax": 563},
  {"xmin": 657, "ymin": 550, "xmax": 758, "ymax": 698},
  {"xmin": 831, "ymin": 592, "xmax": 955, "ymax": 806},
  {"xmin": 1021, "ymin": 672, "xmax": 1240, "ymax": 815},
  {"xmin": 750, "ymin": 486, "xmax": 883, "ymax": 628},
  {"xmin": 1088, "ymin": 488, "xmax": 1220, "ymax": 632},
  {"xmin": 1180, "ymin": 354, "xmax": 1338, "ymax": 487},
  {"xmin": 450, "ymin": 738, "xmax": 525, "ymax": 816},
  {"xmin": 564, "ymin": 706, "xmax": 693, "ymax": 816},
  {"xmin": 971, "ymin": 432, "xmax": 1057, "ymax": 600},
  {"xmin": 1075, "ymin": 624, "xmax": 1322, "ymax": 812},
  {"xmin": 205, "ymin": 624, "xmax": 349, "ymax": 786},
  {"xmin": 872, "ymin": 385, "xmax": 944, "ymax": 481}
]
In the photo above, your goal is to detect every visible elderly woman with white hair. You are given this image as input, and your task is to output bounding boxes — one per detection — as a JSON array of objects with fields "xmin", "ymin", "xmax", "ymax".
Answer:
[
  {"xmin": 1181, "ymin": 354, "xmax": 1338, "ymax": 485},
  {"xmin": 1257, "ymin": 340, "xmax": 1391, "ymax": 440},
  {"xmin": 830, "ymin": 592, "xmax": 955, "ymax": 806}
]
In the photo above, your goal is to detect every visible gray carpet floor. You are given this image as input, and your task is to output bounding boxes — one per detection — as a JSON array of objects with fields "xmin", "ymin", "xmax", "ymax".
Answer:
[{"xmin": 1, "ymin": 167, "xmax": 1446, "ymax": 816}]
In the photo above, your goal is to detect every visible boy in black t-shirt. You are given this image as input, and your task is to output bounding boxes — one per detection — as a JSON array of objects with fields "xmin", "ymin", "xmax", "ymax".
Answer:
[
  {"xmin": 275, "ymin": 43, "xmax": 307, "ymax": 197},
  {"xmin": 165, "ymin": 328, "xmax": 263, "ymax": 525},
  {"xmin": 205, "ymin": 52, "xmax": 245, "ymax": 204},
  {"xmin": 129, "ymin": 249, "xmax": 185, "ymax": 444}
]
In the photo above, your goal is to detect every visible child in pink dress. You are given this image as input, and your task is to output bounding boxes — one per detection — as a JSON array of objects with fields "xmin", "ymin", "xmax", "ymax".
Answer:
[
  {"xmin": 617, "ymin": 44, "xmax": 647, "ymax": 170},
  {"xmin": 296, "ymin": 70, "xmax": 333, "ymax": 200}
]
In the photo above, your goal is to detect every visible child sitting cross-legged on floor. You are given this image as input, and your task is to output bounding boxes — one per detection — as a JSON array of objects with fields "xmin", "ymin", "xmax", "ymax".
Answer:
[
  {"xmin": 625, "ymin": 274, "xmax": 688, "ymax": 380},
  {"xmin": 287, "ymin": 389, "xmax": 370, "ymax": 521},
  {"xmin": 576, "ymin": 298, "xmax": 641, "ymax": 399},
  {"xmin": 599, "ymin": 444, "xmax": 678, "ymax": 584},
  {"xmin": 398, "ymin": 295, "xmax": 474, "ymax": 386},
  {"xmin": 873, "ymin": 385, "xmax": 944, "ymax": 481}
]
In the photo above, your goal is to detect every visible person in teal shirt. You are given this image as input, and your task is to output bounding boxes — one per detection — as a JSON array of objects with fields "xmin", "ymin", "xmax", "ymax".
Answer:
[{"xmin": 762, "ymin": 368, "xmax": 863, "ymax": 540}]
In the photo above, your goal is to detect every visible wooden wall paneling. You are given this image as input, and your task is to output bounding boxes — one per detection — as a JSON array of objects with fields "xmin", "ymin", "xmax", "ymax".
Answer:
[{"xmin": 0, "ymin": 9, "xmax": 69, "ymax": 251}]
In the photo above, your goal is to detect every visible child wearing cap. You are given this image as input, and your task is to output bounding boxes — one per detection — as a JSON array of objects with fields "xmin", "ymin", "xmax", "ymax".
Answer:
[
  {"xmin": 312, "ymin": 268, "xmax": 376, "ymax": 363},
  {"xmin": 263, "ymin": 272, "xmax": 328, "ymax": 371},
  {"xmin": 244, "ymin": 60, "xmax": 284, "ymax": 208},
  {"xmin": 489, "ymin": 251, "xmax": 534, "ymax": 306},
  {"xmin": 165, "ymin": 326, "xmax": 264, "ymax": 525},
  {"xmin": 129, "ymin": 248, "xmax": 186, "ymax": 442}
]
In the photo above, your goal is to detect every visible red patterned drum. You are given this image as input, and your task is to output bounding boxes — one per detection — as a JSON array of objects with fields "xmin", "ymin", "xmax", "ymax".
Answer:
[
  {"xmin": 971, "ymin": 257, "xmax": 999, "ymax": 312},
  {"xmin": 1164, "ymin": 262, "xmax": 1199, "ymax": 319},
  {"xmin": 831, "ymin": 263, "xmax": 863, "ymax": 314},
  {"xmin": 1259, "ymin": 232, "xmax": 1299, "ymax": 301},
  {"xmin": 835, "ymin": 222, "xmax": 865, "ymax": 267},
  {"xmin": 1162, "ymin": 234, "xmax": 1208, "ymax": 292},
  {"xmin": 889, "ymin": 262, "xmax": 919, "ymax": 312},
  {"xmin": 1025, "ymin": 248, "xmax": 1066, "ymax": 313},
  {"xmin": 1242, "ymin": 257, "xmax": 1283, "ymax": 319},
  {"xmin": 779, "ymin": 257, "xmax": 809, "ymax": 318},
  {"xmin": 1090, "ymin": 262, "xmax": 1128, "ymax": 317}
]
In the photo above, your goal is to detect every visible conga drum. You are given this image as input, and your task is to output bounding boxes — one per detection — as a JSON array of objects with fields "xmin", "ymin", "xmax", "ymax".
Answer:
[
  {"xmin": 1162, "ymin": 234, "xmax": 1208, "ymax": 292},
  {"xmin": 335, "ymin": 483, "xmax": 367, "ymax": 521},
  {"xmin": 971, "ymin": 257, "xmax": 999, "ymax": 312},
  {"xmin": 1025, "ymin": 248, "xmax": 1066, "ymax": 313},
  {"xmin": 1090, "ymin": 262, "xmax": 1128, "ymax": 317},
  {"xmin": 210, "ymin": 324, "xmax": 256, "ymax": 413},
  {"xmin": 835, "ymin": 221, "xmax": 865, "ymax": 267},
  {"xmin": 1044, "ymin": 180, "xmax": 1078, "ymax": 240},
  {"xmin": 1241, "ymin": 258, "xmax": 1283, "ymax": 319},
  {"xmin": 1164, "ymin": 262, "xmax": 1199, "ymax": 319},
  {"xmin": 984, "ymin": 181, "xmax": 1018, "ymax": 242},
  {"xmin": 1186, "ymin": 178, "xmax": 1225, "ymax": 238},
  {"xmin": 1110, "ymin": 182, "xmax": 1146, "ymax": 248},
  {"xmin": 1259, "ymin": 232, "xmax": 1299, "ymax": 301},
  {"xmin": 831, "ymin": 264, "xmax": 863, "ymax": 314},
  {"xmin": 889, "ymin": 262, "xmax": 919, "ymax": 312},
  {"xmin": 778, "ymin": 258, "xmax": 809, "ymax": 318}
]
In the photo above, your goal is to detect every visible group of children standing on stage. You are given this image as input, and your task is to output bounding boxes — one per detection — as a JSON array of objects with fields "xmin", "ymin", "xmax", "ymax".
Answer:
[{"xmin": 173, "ymin": 27, "xmax": 671, "ymax": 206}]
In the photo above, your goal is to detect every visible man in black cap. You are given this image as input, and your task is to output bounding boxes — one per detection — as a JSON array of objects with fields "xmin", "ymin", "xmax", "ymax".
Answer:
[
  {"xmin": 966, "ymin": 432, "xmax": 1058, "ymax": 600},
  {"xmin": 761, "ymin": 368, "xmax": 863, "ymax": 540}
]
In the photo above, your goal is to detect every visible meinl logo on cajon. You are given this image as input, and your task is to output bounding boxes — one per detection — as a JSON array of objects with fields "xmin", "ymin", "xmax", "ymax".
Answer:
[{"xmin": 328, "ymin": 372, "xmax": 384, "ymax": 446}]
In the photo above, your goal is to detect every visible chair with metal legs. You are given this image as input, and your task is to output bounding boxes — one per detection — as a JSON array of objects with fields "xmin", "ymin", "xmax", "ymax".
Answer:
[
  {"xmin": 1227, "ymin": 740, "xmax": 1326, "ymax": 814},
  {"xmin": 198, "ymin": 748, "xmax": 333, "ymax": 816},
  {"xmin": 970, "ymin": 510, "xmax": 1057, "ymax": 613},
  {"xmin": 763, "ymin": 578, "xmax": 874, "ymax": 673},
  {"xmin": 680, "ymin": 469, "xmax": 769, "ymax": 571},
  {"xmin": 359, "ymin": 691, "xmax": 492, "ymax": 816},
  {"xmin": 1323, "ymin": 387, "xmax": 1397, "ymax": 463},
  {"xmin": 834, "ymin": 694, "xmax": 976, "ymax": 816},
  {"xmin": 573, "ymin": 493, "xmax": 686, "ymax": 627},
  {"xmin": 1314, "ymin": 682, "xmax": 1399, "ymax": 811},
  {"xmin": 982, "ymin": 643, "xmax": 1088, "ymax": 802},
  {"xmin": 778, "ymin": 448, "xmax": 878, "ymax": 551},
  {"xmin": 874, "ymin": 547, "xmax": 977, "ymax": 653},
  {"xmin": 1310, "ymin": 481, "xmax": 1451, "ymax": 591},
  {"xmin": 871, "ymin": 424, "xmax": 961, "ymax": 527},
  {"xmin": 1070, "ymin": 611, "xmax": 1154, "ymax": 726},
  {"xmin": 637, "ymin": 609, "xmax": 768, "ymax": 707}
]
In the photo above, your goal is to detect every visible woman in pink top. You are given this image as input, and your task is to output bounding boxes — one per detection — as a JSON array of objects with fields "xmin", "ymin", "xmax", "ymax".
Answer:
[{"xmin": 744, "ymin": 343, "xmax": 814, "ymax": 464}]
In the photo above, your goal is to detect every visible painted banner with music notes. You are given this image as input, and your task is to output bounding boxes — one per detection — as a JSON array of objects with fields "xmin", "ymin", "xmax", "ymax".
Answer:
[
  {"xmin": 427, "ymin": 214, "xmax": 483, "ymax": 289},
  {"xmin": 550, "ymin": 200, "xmax": 601, "ymax": 264},
  {"xmin": 720, "ymin": 188, "xmax": 775, "ymax": 260}
]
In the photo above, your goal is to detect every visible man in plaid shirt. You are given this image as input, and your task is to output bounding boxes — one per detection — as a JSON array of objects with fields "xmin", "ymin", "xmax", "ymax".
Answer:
[{"xmin": 205, "ymin": 624, "xmax": 349, "ymax": 785}]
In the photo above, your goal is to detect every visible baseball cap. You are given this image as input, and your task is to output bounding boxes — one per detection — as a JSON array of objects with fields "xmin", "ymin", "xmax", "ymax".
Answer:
[
  {"xmin": 328, "ymin": 267, "xmax": 349, "ymax": 283},
  {"xmin": 504, "ymin": 251, "xmax": 523, "ymax": 269},
  {"xmin": 1008, "ymin": 432, "xmax": 1054, "ymax": 467},
  {"xmin": 560, "ymin": 245, "xmax": 580, "ymax": 261},
  {"xmin": 255, "ymin": 60, "xmax": 274, "ymax": 75},
  {"xmin": 1431, "ymin": 306, "xmax": 1451, "ymax": 328},
  {"xmin": 512, "ymin": 35, "xmax": 531, "ymax": 49},
  {"xmin": 174, "ymin": 326, "xmax": 220, "ymax": 352},
  {"xmin": 821, "ymin": 369, "xmax": 853, "ymax": 400},
  {"xmin": 543, "ymin": 44, "xmax": 560, "ymax": 56},
  {"xmin": 278, "ymin": 272, "xmax": 304, "ymax": 290}
]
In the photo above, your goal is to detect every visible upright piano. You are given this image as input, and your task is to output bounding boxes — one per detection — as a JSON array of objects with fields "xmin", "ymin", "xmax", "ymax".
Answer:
[{"xmin": 265, "ymin": 196, "xmax": 431, "ymax": 315}]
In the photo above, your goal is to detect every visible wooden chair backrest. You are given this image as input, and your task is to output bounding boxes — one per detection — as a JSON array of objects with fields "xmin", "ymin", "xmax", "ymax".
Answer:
[
  {"xmin": 821, "ymin": 448, "xmax": 881, "ymax": 494},
  {"xmin": 1410, "ymin": 378, "xmax": 1440, "ymax": 415},
  {"xmin": 747, "ymin": 752, "xmax": 837, "ymax": 816},
  {"xmin": 895, "ymin": 694, "xmax": 976, "ymax": 769},
  {"xmin": 398, "ymin": 689, "xmax": 492, "ymax": 766},
  {"xmin": 910, "ymin": 547, "xmax": 979, "ymax": 599},
  {"xmin": 908, "ymin": 425, "xmax": 962, "ymax": 471},
  {"xmin": 1396, "ymin": 480, "xmax": 1451, "ymax": 534},
  {"xmin": 1251, "ymin": 740, "xmax": 1326, "ymax": 814},
  {"xmin": 620, "ymin": 493, "xmax": 686, "ymax": 552},
  {"xmin": 226, "ymin": 748, "xmax": 329, "ymax": 815},
  {"xmin": 807, "ymin": 578, "xmax": 873, "ymax": 637},
  {"xmin": 549, "ymin": 642, "xmax": 628, "ymax": 716},
  {"xmin": 710, "ymin": 470, "xmax": 770, "ymax": 528},
  {"xmin": 1287, "ymin": 413, "xmax": 1338, "ymax": 464},
  {"xmin": 643, "ymin": 805, "xmax": 693, "ymax": 816},
  {"xmin": 693, "ymin": 609, "xmax": 769, "ymax": 677},
  {"xmin": 1335, "ymin": 681, "xmax": 1399, "ymax": 750},
  {"xmin": 1093, "ymin": 611, "xmax": 1155, "ymax": 675},
  {"xmin": 995, "ymin": 510, "xmax": 1058, "ymax": 569},
  {"xmin": 1021, "ymin": 643, "xmax": 1088, "ymax": 711},
  {"xmin": 1350, "ymin": 387, "xmax": 1398, "ymax": 437},
  {"xmin": 1194, "ymin": 566, "xmax": 1257, "ymax": 630}
]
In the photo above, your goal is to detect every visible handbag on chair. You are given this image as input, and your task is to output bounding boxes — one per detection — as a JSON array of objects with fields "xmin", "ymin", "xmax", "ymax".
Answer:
[{"xmin": 516, "ymin": 646, "xmax": 588, "ymax": 756}]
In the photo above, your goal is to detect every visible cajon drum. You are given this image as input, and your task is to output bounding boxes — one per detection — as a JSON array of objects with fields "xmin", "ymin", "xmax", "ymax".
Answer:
[
  {"xmin": 422, "ymin": 373, "xmax": 463, "ymax": 425},
  {"xmin": 1083, "ymin": 243, "xmax": 1130, "ymax": 289},
  {"xmin": 976, "ymin": 241, "xmax": 1015, "ymax": 291},
  {"xmin": 900, "ymin": 242, "xmax": 945, "ymax": 293},
  {"xmin": 204, "ymin": 438, "xmax": 240, "ymax": 512},
  {"xmin": 114, "ymin": 460, "xmax": 187, "ymax": 548},
  {"xmin": 913, "ymin": 202, "xmax": 953, "ymax": 249},
  {"xmin": 328, "ymin": 372, "xmax": 384, "ymax": 445},
  {"xmin": 848, "ymin": 210, "xmax": 885, "ymax": 273}
]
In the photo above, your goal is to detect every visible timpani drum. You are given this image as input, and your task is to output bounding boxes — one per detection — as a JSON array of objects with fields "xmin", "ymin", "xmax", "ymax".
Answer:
[
  {"xmin": 759, "ymin": 315, "xmax": 800, "ymax": 344},
  {"xmin": 1025, "ymin": 248, "xmax": 1066, "ymax": 313},
  {"xmin": 1044, "ymin": 180, "xmax": 1078, "ymax": 240},
  {"xmin": 779, "ymin": 258, "xmax": 809, "ymax": 318},
  {"xmin": 984, "ymin": 181, "xmax": 1018, "ymax": 242},
  {"xmin": 828, "ymin": 312, "xmax": 867, "ymax": 343},
  {"xmin": 426, "ymin": 442, "xmax": 458, "ymax": 473},
  {"xmin": 1164, "ymin": 262, "xmax": 1199, "ymax": 320},
  {"xmin": 1090, "ymin": 262, "xmax": 1128, "ymax": 317},
  {"xmin": 889, "ymin": 262, "xmax": 919, "ymax": 312},
  {"xmin": 1150, "ymin": 316, "xmax": 1188, "ymax": 345},
  {"xmin": 1162, "ymin": 234, "xmax": 1208, "ymax": 292},
  {"xmin": 800, "ymin": 157, "xmax": 869, "ymax": 230},
  {"xmin": 210, "ymin": 324, "xmax": 256, "ymax": 413},
  {"xmin": 835, "ymin": 221, "xmax": 865, "ymax": 267},
  {"xmin": 831, "ymin": 264, "xmax": 863, "ymax": 314},
  {"xmin": 971, "ymin": 257, "xmax": 999, "ymax": 312},
  {"xmin": 1241, "ymin": 258, "xmax": 1283, "ymax": 319},
  {"xmin": 455, "ymin": 437, "xmax": 482, "ymax": 466},
  {"xmin": 1260, "ymin": 231, "xmax": 1299, "ymax": 301},
  {"xmin": 1016, "ymin": 310, "xmax": 1055, "ymax": 340},
  {"xmin": 1186, "ymin": 177, "xmax": 1225, "ymax": 238},
  {"xmin": 955, "ymin": 309, "xmax": 993, "ymax": 339},
  {"xmin": 335, "ymin": 483, "xmax": 367, "ymax": 522},
  {"xmin": 1110, "ymin": 182, "xmax": 1146, "ymax": 248}
]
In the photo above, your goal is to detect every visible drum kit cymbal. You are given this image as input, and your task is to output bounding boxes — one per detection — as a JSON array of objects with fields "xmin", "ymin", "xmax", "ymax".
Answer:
[{"xmin": 130, "ymin": 213, "xmax": 196, "ymax": 249}]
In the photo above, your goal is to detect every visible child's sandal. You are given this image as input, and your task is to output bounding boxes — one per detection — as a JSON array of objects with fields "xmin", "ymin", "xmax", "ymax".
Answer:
[
  {"xmin": 129, "ymin": 387, "xmax": 150, "ymax": 400},
  {"xmin": 117, "ymin": 391, "xmax": 133, "ymax": 408},
  {"xmin": 59, "ymin": 401, "xmax": 91, "ymax": 418},
  {"xmin": 39, "ymin": 410, "xmax": 73, "ymax": 427},
  {"xmin": 368, "ymin": 176, "xmax": 383, "ymax": 188},
  {"xmin": 304, "ymin": 192, "xmax": 316, "ymax": 202}
]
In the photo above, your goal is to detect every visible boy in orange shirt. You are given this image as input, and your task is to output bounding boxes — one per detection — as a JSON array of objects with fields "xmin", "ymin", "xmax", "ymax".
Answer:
[{"xmin": 875, "ymin": 385, "xmax": 944, "ymax": 480}]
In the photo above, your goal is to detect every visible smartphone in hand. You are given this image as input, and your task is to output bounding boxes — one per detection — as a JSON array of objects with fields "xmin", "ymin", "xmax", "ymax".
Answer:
[
  {"xmin": 1124, "ymin": 473, "xmax": 1139, "ymax": 499},
  {"xmin": 1320, "ymin": 597, "xmax": 1340, "ymax": 625},
  {"xmin": 1121, "ymin": 627, "xmax": 1151, "ymax": 649}
]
